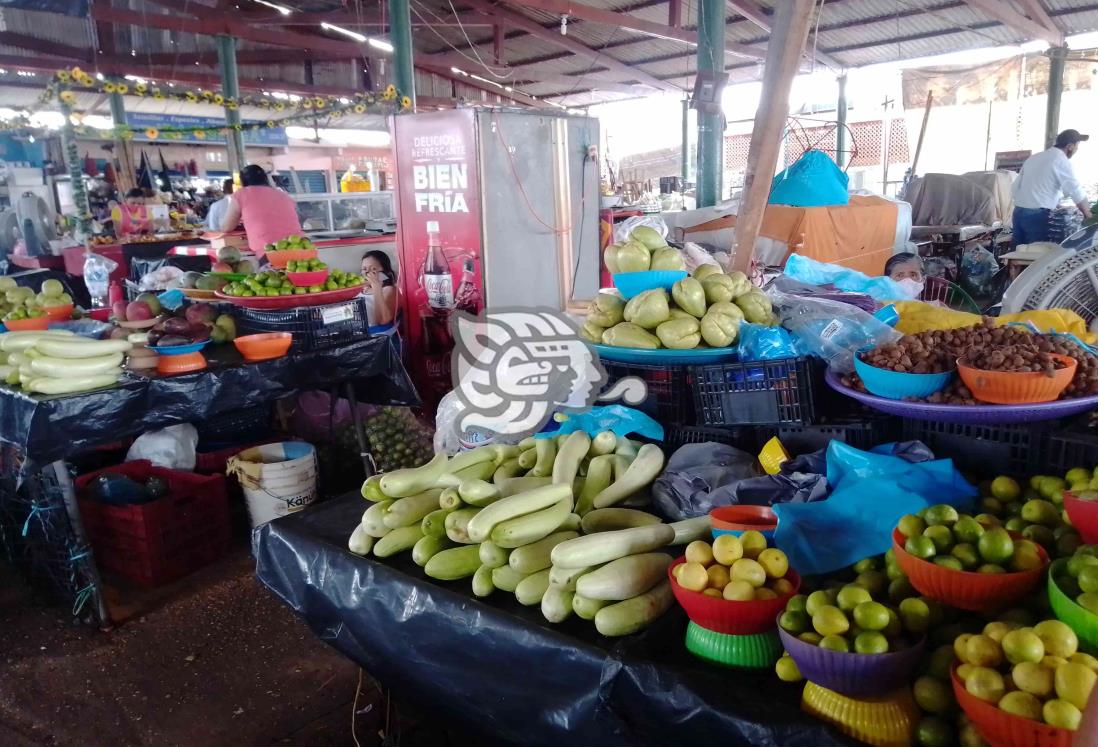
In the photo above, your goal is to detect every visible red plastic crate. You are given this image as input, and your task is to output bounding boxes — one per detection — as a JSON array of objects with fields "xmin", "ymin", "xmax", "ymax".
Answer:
[{"xmin": 75, "ymin": 461, "xmax": 231, "ymax": 587}]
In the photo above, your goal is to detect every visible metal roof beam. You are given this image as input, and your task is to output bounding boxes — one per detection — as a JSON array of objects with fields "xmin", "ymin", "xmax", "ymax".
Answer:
[
  {"xmin": 1016, "ymin": 0, "xmax": 1061, "ymax": 38},
  {"xmin": 0, "ymin": 31, "xmax": 89, "ymax": 61},
  {"xmin": 961, "ymin": 0, "xmax": 1063, "ymax": 46},
  {"xmin": 495, "ymin": 0, "xmax": 695, "ymax": 45},
  {"xmin": 726, "ymin": 0, "xmax": 770, "ymax": 31}
]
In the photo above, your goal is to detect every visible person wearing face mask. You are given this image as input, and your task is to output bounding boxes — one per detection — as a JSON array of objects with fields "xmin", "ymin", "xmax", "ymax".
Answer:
[
  {"xmin": 884, "ymin": 252, "xmax": 925, "ymax": 299},
  {"xmin": 1011, "ymin": 129, "xmax": 1093, "ymax": 247}
]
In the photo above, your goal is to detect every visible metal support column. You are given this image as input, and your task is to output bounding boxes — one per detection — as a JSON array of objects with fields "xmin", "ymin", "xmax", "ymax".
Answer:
[
  {"xmin": 216, "ymin": 35, "xmax": 246, "ymax": 174},
  {"xmin": 681, "ymin": 98, "xmax": 690, "ymax": 184},
  {"xmin": 1045, "ymin": 45, "xmax": 1067, "ymax": 149},
  {"xmin": 695, "ymin": 0, "xmax": 724, "ymax": 207},
  {"xmin": 835, "ymin": 74, "xmax": 847, "ymax": 169},
  {"xmin": 389, "ymin": 0, "xmax": 416, "ymax": 108},
  {"xmin": 108, "ymin": 91, "xmax": 136, "ymax": 192}
]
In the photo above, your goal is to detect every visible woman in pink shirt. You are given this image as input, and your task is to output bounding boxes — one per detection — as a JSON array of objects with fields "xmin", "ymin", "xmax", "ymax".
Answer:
[{"xmin": 219, "ymin": 164, "xmax": 303, "ymax": 260}]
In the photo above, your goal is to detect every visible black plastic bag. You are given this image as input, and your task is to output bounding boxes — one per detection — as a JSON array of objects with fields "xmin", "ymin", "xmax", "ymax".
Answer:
[{"xmin": 651, "ymin": 443, "xmax": 758, "ymax": 521}]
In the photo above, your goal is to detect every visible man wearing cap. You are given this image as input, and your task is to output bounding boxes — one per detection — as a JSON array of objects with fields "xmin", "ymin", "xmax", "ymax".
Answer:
[{"xmin": 1011, "ymin": 129, "xmax": 1093, "ymax": 247}]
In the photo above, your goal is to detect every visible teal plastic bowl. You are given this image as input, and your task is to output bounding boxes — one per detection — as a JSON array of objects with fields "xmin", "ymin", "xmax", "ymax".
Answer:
[
  {"xmin": 853, "ymin": 353, "xmax": 954, "ymax": 400},
  {"xmin": 685, "ymin": 623, "xmax": 783, "ymax": 669},
  {"xmin": 612, "ymin": 270, "xmax": 687, "ymax": 299}
]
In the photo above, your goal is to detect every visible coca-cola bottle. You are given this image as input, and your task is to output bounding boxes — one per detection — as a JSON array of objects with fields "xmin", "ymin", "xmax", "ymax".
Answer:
[
  {"xmin": 421, "ymin": 305, "xmax": 454, "ymax": 403},
  {"xmin": 422, "ymin": 220, "xmax": 454, "ymax": 311},
  {"xmin": 454, "ymin": 259, "xmax": 481, "ymax": 315}
]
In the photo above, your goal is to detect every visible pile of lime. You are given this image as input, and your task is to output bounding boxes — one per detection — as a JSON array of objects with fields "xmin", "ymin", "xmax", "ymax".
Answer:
[
  {"xmin": 674, "ymin": 532, "xmax": 794, "ymax": 602},
  {"xmin": 285, "ymin": 258, "xmax": 327, "ymax": 273},
  {"xmin": 1052, "ymin": 545, "xmax": 1098, "ymax": 615},
  {"xmin": 897, "ymin": 504, "xmax": 1046, "ymax": 574},
  {"xmin": 977, "ymin": 475, "xmax": 1080, "ymax": 559},
  {"xmin": 221, "ymin": 268, "xmax": 364, "ymax": 298}
]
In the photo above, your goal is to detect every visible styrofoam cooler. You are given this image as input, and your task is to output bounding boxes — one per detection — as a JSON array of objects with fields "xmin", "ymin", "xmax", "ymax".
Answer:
[{"xmin": 227, "ymin": 442, "xmax": 317, "ymax": 526}]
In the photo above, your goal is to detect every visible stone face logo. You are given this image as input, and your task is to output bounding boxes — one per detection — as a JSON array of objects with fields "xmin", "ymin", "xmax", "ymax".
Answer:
[{"xmin": 451, "ymin": 308, "xmax": 645, "ymax": 439}]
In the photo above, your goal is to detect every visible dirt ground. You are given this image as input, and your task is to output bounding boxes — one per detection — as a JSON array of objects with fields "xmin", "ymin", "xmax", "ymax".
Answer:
[{"xmin": 0, "ymin": 549, "xmax": 371, "ymax": 746}]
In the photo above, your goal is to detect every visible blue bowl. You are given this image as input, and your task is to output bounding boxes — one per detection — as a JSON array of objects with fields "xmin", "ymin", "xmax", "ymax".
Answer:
[
  {"xmin": 853, "ymin": 353, "xmax": 953, "ymax": 400},
  {"xmin": 613, "ymin": 270, "xmax": 688, "ymax": 299},
  {"xmin": 153, "ymin": 339, "xmax": 209, "ymax": 356}
]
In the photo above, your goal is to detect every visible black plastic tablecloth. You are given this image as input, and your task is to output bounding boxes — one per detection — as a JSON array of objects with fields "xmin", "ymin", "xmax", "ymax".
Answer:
[
  {"xmin": 254, "ymin": 494, "xmax": 854, "ymax": 746},
  {"xmin": 0, "ymin": 337, "xmax": 417, "ymax": 476}
]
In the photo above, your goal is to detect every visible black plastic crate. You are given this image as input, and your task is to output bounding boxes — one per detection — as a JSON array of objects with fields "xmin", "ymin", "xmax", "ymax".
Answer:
[
  {"xmin": 1046, "ymin": 427, "xmax": 1098, "ymax": 474},
  {"xmin": 234, "ymin": 297, "xmax": 370, "ymax": 353},
  {"xmin": 778, "ymin": 414, "xmax": 901, "ymax": 456},
  {"xmin": 602, "ymin": 360, "xmax": 694, "ymax": 426},
  {"xmin": 196, "ymin": 405, "xmax": 273, "ymax": 444},
  {"xmin": 901, "ymin": 420, "xmax": 1053, "ymax": 476},
  {"xmin": 659, "ymin": 425, "xmax": 762, "ymax": 454},
  {"xmin": 691, "ymin": 357, "xmax": 821, "ymax": 426}
]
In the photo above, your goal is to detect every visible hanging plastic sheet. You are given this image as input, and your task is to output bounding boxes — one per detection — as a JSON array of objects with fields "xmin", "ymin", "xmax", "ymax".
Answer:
[
  {"xmin": 773, "ymin": 442, "xmax": 977, "ymax": 576},
  {"xmin": 254, "ymin": 494, "xmax": 850, "ymax": 747}
]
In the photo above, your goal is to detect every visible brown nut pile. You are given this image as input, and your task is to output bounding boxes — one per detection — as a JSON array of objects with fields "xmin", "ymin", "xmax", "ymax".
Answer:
[{"xmin": 963, "ymin": 345, "xmax": 1066, "ymax": 377}]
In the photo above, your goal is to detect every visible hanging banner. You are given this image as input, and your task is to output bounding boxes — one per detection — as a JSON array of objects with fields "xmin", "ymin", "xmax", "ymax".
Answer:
[
  {"xmin": 391, "ymin": 110, "xmax": 485, "ymax": 414},
  {"xmin": 124, "ymin": 113, "xmax": 288, "ymax": 146}
]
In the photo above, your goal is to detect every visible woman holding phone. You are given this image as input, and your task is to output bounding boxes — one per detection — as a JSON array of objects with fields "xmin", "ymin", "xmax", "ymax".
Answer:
[{"xmin": 360, "ymin": 250, "xmax": 402, "ymax": 348}]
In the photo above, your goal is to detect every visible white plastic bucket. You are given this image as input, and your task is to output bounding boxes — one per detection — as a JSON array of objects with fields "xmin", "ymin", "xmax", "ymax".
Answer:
[{"xmin": 227, "ymin": 442, "xmax": 317, "ymax": 527}]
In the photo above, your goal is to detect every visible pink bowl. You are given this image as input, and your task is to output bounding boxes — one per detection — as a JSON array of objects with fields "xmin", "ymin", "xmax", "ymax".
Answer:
[{"xmin": 1063, "ymin": 492, "xmax": 1098, "ymax": 544}]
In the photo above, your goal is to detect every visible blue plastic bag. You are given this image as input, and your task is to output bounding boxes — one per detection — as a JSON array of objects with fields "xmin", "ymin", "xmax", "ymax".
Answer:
[
  {"xmin": 784, "ymin": 254, "xmax": 915, "ymax": 302},
  {"xmin": 738, "ymin": 322, "xmax": 801, "ymax": 361},
  {"xmin": 769, "ymin": 150, "xmax": 849, "ymax": 208},
  {"xmin": 772, "ymin": 442, "xmax": 976, "ymax": 576},
  {"xmin": 534, "ymin": 405, "xmax": 664, "ymax": 442}
]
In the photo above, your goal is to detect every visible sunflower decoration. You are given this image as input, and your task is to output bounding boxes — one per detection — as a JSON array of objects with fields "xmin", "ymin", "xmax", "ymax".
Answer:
[
  {"xmin": 103, "ymin": 82, "xmax": 117, "ymax": 94},
  {"xmin": 115, "ymin": 83, "xmax": 129, "ymax": 95},
  {"xmin": 330, "ymin": 109, "xmax": 342, "ymax": 119},
  {"xmin": 301, "ymin": 99, "xmax": 313, "ymax": 110},
  {"xmin": 400, "ymin": 96, "xmax": 412, "ymax": 110},
  {"xmin": 185, "ymin": 91, "xmax": 199, "ymax": 103},
  {"xmin": 58, "ymin": 90, "xmax": 77, "ymax": 105},
  {"xmin": 144, "ymin": 127, "xmax": 159, "ymax": 140},
  {"xmin": 353, "ymin": 103, "xmax": 366, "ymax": 114},
  {"xmin": 213, "ymin": 93, "xmax": 224, "ymax": 105},
  {"xmin": 382, "ymin": 85, "xmax": 397, "ymax": 101},
  {"xmin": 365, "ymin": 94, "xmax": 376, "ymax": 105},
  {"xmin": 226, "ymin": 99, "xmax": 239, "ymax": 111},
  {"xmin": 273, "ymin": 101, "xmax": 285, "ymax": 112},
  {"xmin": 69, "ymin": 66, "xmax": 84, "ymax": 81},
  {"xmin": 313, "ymin": 97, "xmax": 326, "ymax": 109},
  {"xmin": 265, "ymin": 119, "xmax": 276, "ymax": 129},
  {"xmin": 56, "ymin": 70, "xmax": 71, "ymax": 84},
  {"xmin": 257, "ymin": 99, "xmax": 270, "ymax": 109},
  {"xmin": 152, "ymin": 88, "xmax": 165, "ymax": 100},
  {"xmin": 194, "ymin": 129, "xmax": 206, "ymax": 140},
  {"xmin": 201, "ymin": 90, "xmax": 213, "ymax": 101},
  {"xmin": 134, "ymin": 83, "xmax": 147, "ymax": 96}
]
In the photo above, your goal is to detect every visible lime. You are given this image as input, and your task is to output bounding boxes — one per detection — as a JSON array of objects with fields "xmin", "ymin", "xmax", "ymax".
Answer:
[
  {"xmin": 855, "ymin": 570, "xmax": 888, "ymax": 596},
  {"xmin": 977, "ymin": 564, "xmax": 1006, "ymax": 574},
  {"xmin": 925, "ymin": 644, "xmax": 958, "ymax": 681},
  {"xmin": 913, "ymin": 675, "xmax": 954, "ymax": 713},
  {"xmin": 924, "ymin": 525, "xmax": 956, "ymax": 553},
  {"xmin": 982, "ymin": 621, "xmax": 1020, "ymax": 643},
  {"xmin": 798, "ymin": 631, "xmax": 822, "ymax": 645},
  {"xmin": 785, "ymin": 593, "xmax": 808, "ymax": 614},
  {"xmin": 1002, "ymin": 629, "xmax": 1045, "ymax": 665},
  {"xmin": 999, "ymin": 690, "xmax": 1043, "ymax": 720},
  {"xmin": 706, "ymin": 564, "xmax": 730, "ymax": 590},
  {"xmin": 1021, "ymin": 499, "xmax": 1060, "ymax": 527},
  {"xmin": 886, "ymin": 561, "xmax": 905, "ymax": 581},
  {"xmin": 1043, "ymin": 655, "xmax": 1069, "ymax": 670},
  {"xmin": 757, "ymin": 548, "xmax": 789, "ymax": 579},
  {"xmin": 812, "ymin": 605, "xmax": 850, "ymax": 637},
  {"xmin": 805, "ymin": 590, "xmax": 833, "ymax": 617},
  {"xmin": 965, "ymin": 666, "xmax": 1006, "ymax": 703},
  {"xmin": 958, "ymin": 720, "xmax": 985, "ymax": 747},
  {"xmin": 1039, "ymin": 477, "xmax": 1067, "ymax": 500},
  {"xmin": 956, "ymin": 663, "xmax": 974, "ymax": 681},
  {"xmin": 900, "ymin": 597, "xmax": 932, "ymax": 634},
  {"xmin": 1079, "ymin": 565, "xmax": 1098, "ymax": 593},
  {"xmin": 978, "ymin": 528, "xmax": 1014, "ymax": 564},
  {"xmin": 730, "ymin": 558, "xmax": 766, "ymax": 588},
  {"xmin": 1066, "ymin": 468, "xmax": 1090, "ymax": 485},
  {"xmin": 950, "ymin": 542, "xmax": 981, "ymax": 570},
  {"xmin": 1054, "ymin": 661, "xmax": 1097, "ymax": 709},
  {"xmin": 953, "ymin": 517, "xmax": 985, "ymax": 545},
  {"xmin": 677, "ymin": 561, "xmax": 709, "ymax": 591},
  {"xmin": 1069, "ymin": 652, "xmax": 1098, "ymax": 671},
  {"xmin": 779, "ymin": 610, "xmax": 809, "ymax": 634},
  {"xmin": 684, "ymin": 540, "xmax": 714, "ymax": 565},
  {"xmin": 769, "ymin": 578, "xmax": 795, "ymax": 596},
  {"xmin": 854, "ymin": 630, "xmax": 889, "ymax": 654},
  {"xmin": 1012, "ymin": 661, "xmax": 1054, "ymax": 698},
  {"xmin": 964, "ymin": 634, "xmax": 1003, "ymax": 667},
  {"xmin": 852, "ymin": 601, "xmax": 890, "ymax": 631},
  {"xmin": 981, "ymin": 497, "xmax": 1004, "ymax": 514},
  {"xmin": 774, "ymin": 654, "xmax": 803, "ymax": 682},
  {"xmin": 898, "ymin": 513, "xmax": 928, "ymax": 538},
  {"xmin": 888, "ymin": 577, "xmax": 916, "ymax": 603},
  {"xmin": 1021, "ymin": 524, "xmax": 1054, "ymax": 549},
  {"xmin": 739, "ymin": 530, "xmax": 767, "ymax": 559},
  {"xmin": 1067, "ymin": 553, "xmax": 1098, "ymax": 577},
  {"xmin": 975, "ymin": 513, "xmax": 1001, "ymax": 528},
  {"xmin": 1043, "ymin": 699, "xmax": 1082, "ymax": 729},
  {"xmin": 884, "ymin": 608, "xmax": 903, "ymax": 638},
  {"xmin": 835, "ymin": 584, "xmax": 872, "ymax": 612},
  {"xmin": 722, "ymin": 580, "xmax": 754, "ymax": 601},
  {"xmin": 1010, "ymin": 546, "xmax": 1044, "ymax": 573},
  {"xmin": 933, "ymin": 556, "xmax": 963, "ymax": 571},
  {"xmin": 1058, "ymin": 574, "xmax": 1082, "ymax": 597},
  {"xmin": 925, "ymin": 504, "xmax": 960, "ymax": 526},
  {"xmin": 1077, "ymin": 592, "xmax": 1098, "ymax": 614},
  {"xmin": 906, "ymin": 535, "xmax": 937, "ymax": 560},
  {"xmin": 754, "ymin": 588, "xmax": 777, "ymax": 600},
  {"xmin": 914, "ymin": 716, "xmax": 953, "ymax": 747},
  {"xmin": 712, "ymin": 534, "xmax": 743, "ymax": 565},
  {"xmin": 818, "ymin": 634, "xmax": 849, "ymax": 652},
  {"xmin": 852, "ymin": 557, "xmax": 879, "ymax": 574},
  {"xmin": 991, "ymin": 476, "xmax": 1022, "ymax": 501}
]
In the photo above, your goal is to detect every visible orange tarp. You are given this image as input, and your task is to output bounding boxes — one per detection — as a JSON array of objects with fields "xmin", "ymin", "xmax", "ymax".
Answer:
[{"xmin": 685, "ymin": 195, "xmax": 899, "ymax": 275}]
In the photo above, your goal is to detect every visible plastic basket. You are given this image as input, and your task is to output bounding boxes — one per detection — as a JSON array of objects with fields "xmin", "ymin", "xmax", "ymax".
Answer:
[
  {"xmin": 658, "ymin": 425, "xmax": 761, "ymax": 453},
  {"xmin": 900, "ymin": 420, "xmax": 1053, "ymax": 475},
  {"xmin": 1045, "ymin": 426, "xmax": 1098, "ymax": 474},
  {"xmin": 691, "ymin": 356, "xmax": 822, "ymax": 426},
  {"xmin": 74, "ymin": 461, "xmax": 230, "ymax": 587},
  {"xmin": 602, "ymin": 359, "xmax": 695, "ymax": 426},
  {"xmin": 233, "ymin": 296, "xmax": 369, "ymax": 353},
  {"xmin": 778, "ymin": 415, "xmax": 901, "ymax": 455},
  {"xmin": 196, "ymin": 405, "xmax": 272, "ymax": 444}
]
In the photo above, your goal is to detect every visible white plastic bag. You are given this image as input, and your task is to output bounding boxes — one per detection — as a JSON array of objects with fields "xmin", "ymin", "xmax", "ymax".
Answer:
[
  {"xmin": 83, "ymin": 252, "xmax": 119, "ymax": 305},
  {"xmin": 126, "ymin": 424, "xmax": 199, "ymax": 470},
  {"xmin": 613, "ymin": 215, "xmax": 668, "ymax": 244},
  {"xmin": 770, "ymin": 290, "xmax": 901, "ymax": 374},
  {"xmin": 682, "ymin": 242, "xmax": 722, "ymax": 274},
  {"xmin": 138, "ymin": 265, "xmax": 185, "ymax": 291}
]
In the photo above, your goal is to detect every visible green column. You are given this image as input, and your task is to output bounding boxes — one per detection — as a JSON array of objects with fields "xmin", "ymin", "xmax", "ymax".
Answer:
[
  {"xmin": 216, "ymin": 35, "xmax": 246, "ymax": 174},
  {"xmin": 681, "ymin": 98, "xmax": 689, "ymax": 184},
  {"xmin": 835, "ymin": 74, "xmax": 847, "ymax": 169},
  {"xmin": 58, "ymin": 101, "xmax": 91, "ymax": 233},
  {"xmin": 389, "ymin": 0, "xmax": 415, "ymax": 107},
  {"xmin": 695, "ymin": 0, "xmax": 723, "ymax": 207},
  {"xmin": 1045, "ymin": 45, "xmax": 1067, "ymax": 150}
]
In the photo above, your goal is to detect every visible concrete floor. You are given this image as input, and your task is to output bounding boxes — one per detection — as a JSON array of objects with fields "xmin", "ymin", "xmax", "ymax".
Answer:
[{"xmin": 0, "ymin": 549, "xmax": 370, "ymax": 746}]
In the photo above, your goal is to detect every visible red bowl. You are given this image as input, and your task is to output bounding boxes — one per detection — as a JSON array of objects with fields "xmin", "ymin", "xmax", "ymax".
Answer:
[
  {"xmin": 951, "ymin": 665, "xmax": 1073, "ymax": 747},
  {"xmin": 87, "ymin": 307, "xmax": 111, "ymax": 322},
  {"xmin": 286, "ymin": 269, "xmax": 329, "ymax": 287},
  {"xmin": 1063, "ymin": 492, "xmax": 1098, "ymax": 544},
  {"xmin": 4, "ymin": 316, "xmax": 50, "ymax": 331},
  {"xmin": 43, "ymin": 303, "xmax": 74, "ymax": 321},
  {"xmin": 668, "ymin": 556, "xmax": 800, "ymax": 635},
  {"xmin": 891, "ymin": 529, "xmax": 1048, "ymax": 611},
  {"xmin": 778, "ymin": 621, "xmax": 926, "ymax": 698},
  {"xmin": 710, "ymin": 505, "xmax": 778, "ymax": 543}
]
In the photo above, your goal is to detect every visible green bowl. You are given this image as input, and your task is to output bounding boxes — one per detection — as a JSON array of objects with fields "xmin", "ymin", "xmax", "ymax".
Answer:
[
  {"xmin": 1048, "ymin": 559, "xmax": 1098, "ymax": 654},
  {"xmin": 685, "ymin": 622, "xmax": 783, "ymax": 669}
]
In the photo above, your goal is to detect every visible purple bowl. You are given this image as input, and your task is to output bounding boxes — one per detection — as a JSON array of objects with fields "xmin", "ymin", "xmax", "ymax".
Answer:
[
  {"xmin": 826, "ymin": 369, "xmax": 1098, "ymax": 425},
  {"xmin": 777, "ymin": 621, "xmax": 926, "ymax": 698}
]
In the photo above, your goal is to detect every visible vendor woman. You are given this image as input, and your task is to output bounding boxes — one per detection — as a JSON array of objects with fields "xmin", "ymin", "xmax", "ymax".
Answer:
[
  {"xmin": 884, "ymin": 252, "xmax": 925, "ymax": 298},
  {"xmin": 219, "ymin": 164, "xmax": 303, "ymax": 259},
  {"xmin": 361, "ymin": 250, "xmax": 402, "ymax": 350},
  {"xmin": 112, "ymin": 188, "xmax": 152, "ymax": 236}
]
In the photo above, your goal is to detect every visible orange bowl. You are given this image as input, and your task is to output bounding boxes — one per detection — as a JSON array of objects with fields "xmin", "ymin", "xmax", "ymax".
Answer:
[
  {"xmin": 957, "ymin": 354, "xmax": 1076, "ymax": 404},
  {"xmin": 43, "ymin": 303, "xmax": 74, "ymax": 321},
  {"xmin": 951, "ymin": 665, "xmax": 1073, "ymax": 747},
  {"xmin": 668, "ymin": 556, "xmax": 800, "ymax": 635},
  {"xmin": 156, "ymin": 350, "xmax": 206, "ymax": 375},
  {"xmin": 234, "ymin": 332, "xmax": 292, "ymax": 361},
  {"xmin": 1063, "ymin": 492, "xmax": 1098, "ymax": 544},
  {"xmin": 265, "ymin": 249, "xmax": 317, "ymax": 269},
  {"xmin": 891, "ymin": 528, "xmax": 1048, "ymax": 611},
  {"xmin": 4, "ymin": 316, "xmax": 50, "ymax": 331}
]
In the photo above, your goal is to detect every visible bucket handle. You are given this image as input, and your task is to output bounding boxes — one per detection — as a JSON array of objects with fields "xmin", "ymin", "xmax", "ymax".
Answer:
[{"xmin": 231, "ymin": 452, "xmax": 319, "ymax": 501}]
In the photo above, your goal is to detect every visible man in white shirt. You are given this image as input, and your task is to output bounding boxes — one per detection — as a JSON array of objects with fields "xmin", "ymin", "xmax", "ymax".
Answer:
[
  {"xmin": 1011, "ymin": 129, "xmax": 1093, "ymax": 247},
  {"xmin": 205, "ymin": 179, "xmax": 233, "ymax": 232}
]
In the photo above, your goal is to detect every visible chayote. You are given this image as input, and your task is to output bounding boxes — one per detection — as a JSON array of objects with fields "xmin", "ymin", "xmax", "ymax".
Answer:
[
  {"xmin": 726, "ymin": 270, "xmax": 753, "ymax": 298},
  {"xmin": 587, "ymin": 292, "xmax": 625, "ymax": 328},
  {"xmin": 604, "ymin": 243, "xmax": 622, "ymax": 274},
  {"xmin": 630, "ymin": 225, "xmax": 667, "ymax": 250},
  {"xmin": 735, "ymin": 290, "xmax": 773, "ymax": 324},
  {"xmin": 706, "ymin": 301, "xmax": 745, "ymax": 323},
  {"xmin": 580, "ymin": 320, "xmax": 606, "ymax": 343},
  {"xmin": 602, "ymin": 322, "xmax": 660, "ymax": 349},
  {"xmin": 615, "ymin": 240, "xmax": 651, "ymax": 273},
  {"xmin": 667, "ymin": 307, "xmax": 695, "ymax": 321},
  {"xmin": 700, "ymin": 310, "xmax": 740, "ymax": 348},
  {"xmin": 655, "ymin": 317, "xmax": 701, "ymax": 350},
  {"xmin": 671, "ymin": 277, "xmax": 706, "ymax": 318},
  {"xmin": 693, "ymin": 264, "xmax": 723, "ymax": 281},
  {"xmin": 701, "ymin": 274, "xmax": 737, "ymax": 304},
  {"xmin": 650, "ymin": 247, "xmax": 686, "ymax": 271},
  {"xmin": 623, "ymin": 289, "xmax": 670, "ymax": 329}
]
